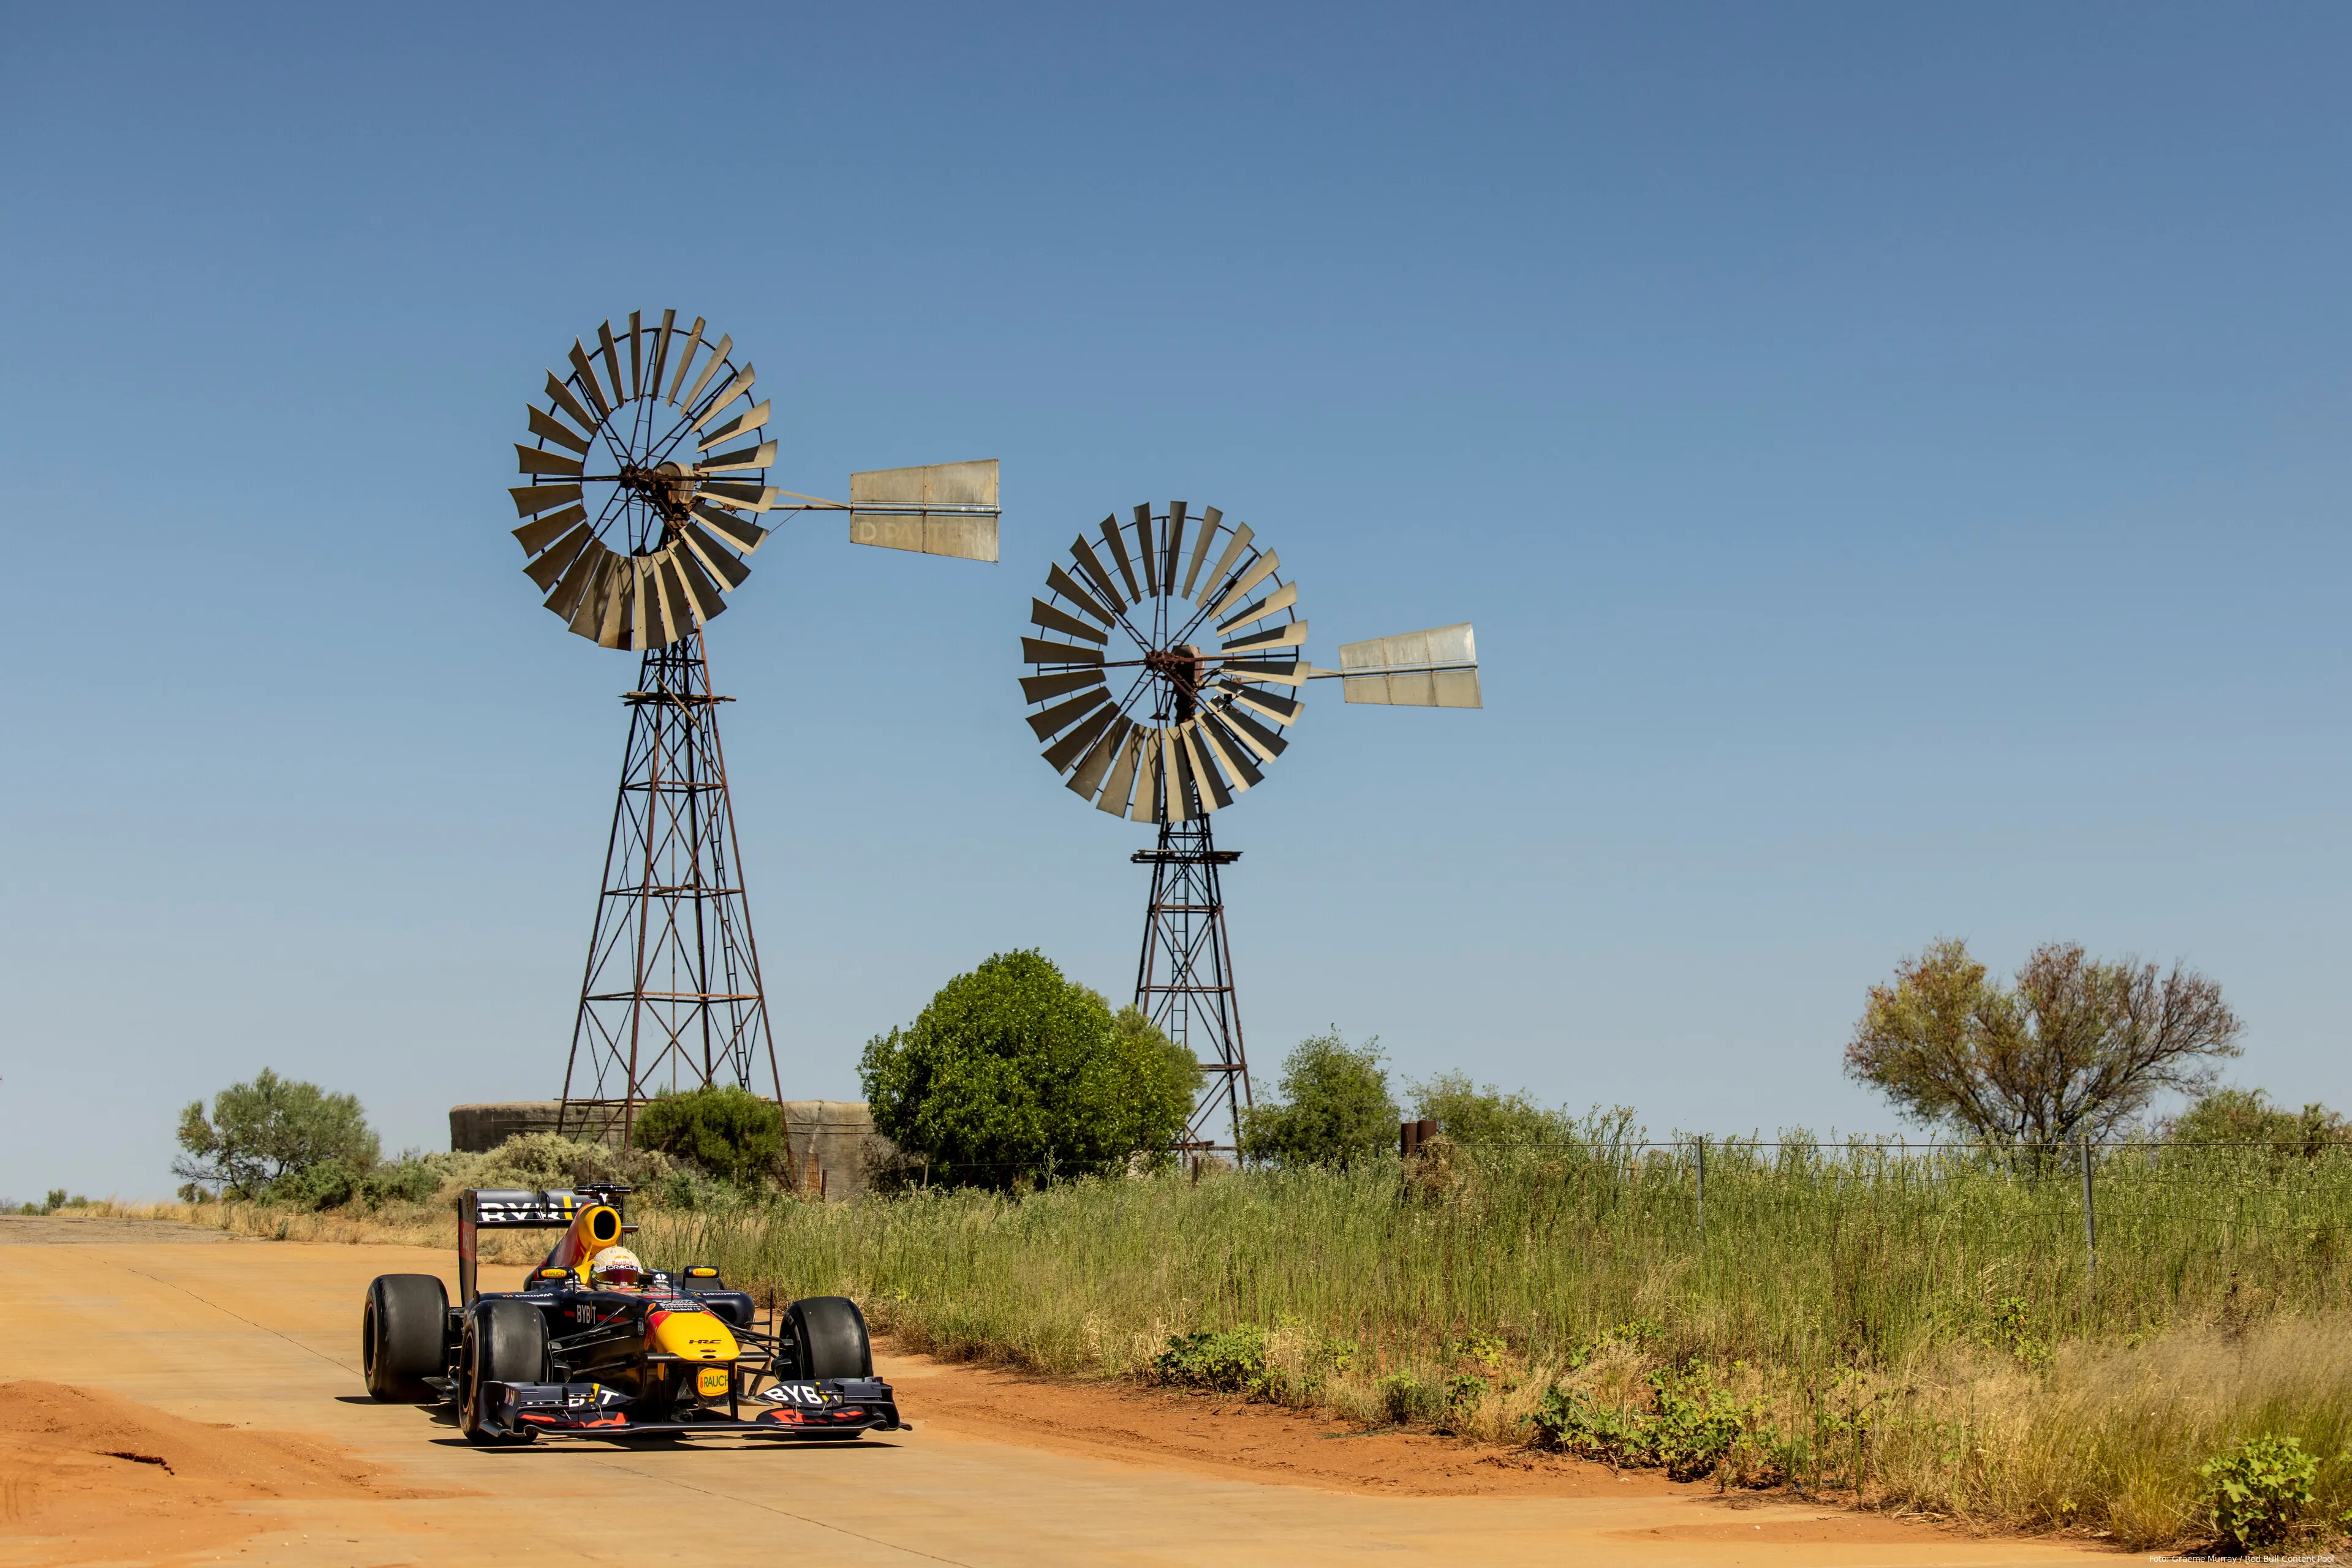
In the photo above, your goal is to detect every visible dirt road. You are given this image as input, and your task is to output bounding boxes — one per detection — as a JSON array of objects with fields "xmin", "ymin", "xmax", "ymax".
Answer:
[{"xmin": 0, "ymin": 1223, "xmax": 2119, "ymax": 1567}]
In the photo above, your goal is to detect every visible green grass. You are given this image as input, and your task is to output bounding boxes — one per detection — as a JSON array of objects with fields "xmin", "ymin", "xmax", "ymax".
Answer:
[{"xmin": 633, "ymin": 1136, "xmax": 2352, "ymax": 1546}]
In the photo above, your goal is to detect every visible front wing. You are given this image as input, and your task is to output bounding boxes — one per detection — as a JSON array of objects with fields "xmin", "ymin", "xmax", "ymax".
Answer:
[{"xmin": 482, "ymin": 1377, "xmax": 902, "ymax": 1440}]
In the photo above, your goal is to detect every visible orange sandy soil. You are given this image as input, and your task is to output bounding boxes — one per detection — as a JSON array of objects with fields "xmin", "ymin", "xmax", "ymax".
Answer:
[{"xmin": 0, "ymin": 1216, "xmax": 2120, "ymax": 1566}]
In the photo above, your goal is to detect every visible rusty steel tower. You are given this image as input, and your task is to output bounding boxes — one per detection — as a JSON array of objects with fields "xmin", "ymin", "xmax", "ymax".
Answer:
[{"xmin": 557, "ymin": 631, "xmax": 773, "ymax": 1145}]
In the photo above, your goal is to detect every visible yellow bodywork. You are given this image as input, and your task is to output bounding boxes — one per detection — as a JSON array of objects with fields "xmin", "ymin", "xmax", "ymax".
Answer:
[
  {"xmin": 540, "ymin": 1202, "xmax": 624, "ymax": 1280},
  {"xmin": 650, "ymin": 1305, "xmax": 739, "ymax": 1364}
]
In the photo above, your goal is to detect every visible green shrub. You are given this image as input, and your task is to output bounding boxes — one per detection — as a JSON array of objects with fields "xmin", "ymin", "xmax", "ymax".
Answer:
[
  {"xmin": 358, "ymin": 1156, "xmax": 444, "ymax": 1207},
  {"xmin": 631, "ymin": 1087, "xmax": 785, "ymax": 1187},
  {"xmin": 2200, "ymin": 1434, "xmax": 2318, "ymax": 1551},
  {"xmin": 263, "ymin": 1159, "xmax": 360, "ymax": 1210},
  {"xmin": 1527, "ymin": 1361, "xmax": 1759, "ymax": 1480},
  {"xmin": 860, "ymin": 951, "xmax": 1197, "ymax": 1189},
  {"xmin": 1237, "ymin": 1031, "xmax": 1397, "ymax": 1169},
  {"xmin": 1152, "ymin": 1328, "xmax": 1273, "ymax": 1395}
]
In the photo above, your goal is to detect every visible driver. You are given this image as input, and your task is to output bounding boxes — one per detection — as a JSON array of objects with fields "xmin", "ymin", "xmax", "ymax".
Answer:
[{"xmin": 587, "ymin": 1245, "xmax": 649, "ymax": 1291}]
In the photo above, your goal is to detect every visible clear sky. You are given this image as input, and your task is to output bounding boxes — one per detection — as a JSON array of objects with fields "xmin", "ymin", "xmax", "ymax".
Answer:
[{"xmin": 2, "ymin": 5, "xmax": 2346, "ymax": 1200}]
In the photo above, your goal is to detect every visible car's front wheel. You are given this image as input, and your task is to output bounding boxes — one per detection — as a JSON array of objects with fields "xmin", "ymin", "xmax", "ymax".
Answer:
[
  {"xmin": 362, "ymin": 1274, "xmax": 448, "ymax": 1403},
  {"xmin": 459, "ymin": 1299, "xmax": 549, "ymax": 1444}
]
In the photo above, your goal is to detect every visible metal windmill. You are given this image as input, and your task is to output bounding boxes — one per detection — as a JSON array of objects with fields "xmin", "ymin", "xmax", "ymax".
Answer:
[
  {"xmin": 506, "ymin": 309, "xmax": 999, "ymax": 1147},
  {"xmin": 1019, "ymin": 502, "xmax": 1480, "ymax": 1152}
]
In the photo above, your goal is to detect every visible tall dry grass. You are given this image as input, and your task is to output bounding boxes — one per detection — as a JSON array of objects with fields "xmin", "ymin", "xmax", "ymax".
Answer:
[{"xmin": 628, "ymin": 1138, "xmax": 2352, "ymax": 1544}]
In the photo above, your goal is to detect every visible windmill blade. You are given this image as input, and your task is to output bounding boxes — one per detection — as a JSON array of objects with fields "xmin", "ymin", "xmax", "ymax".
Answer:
[
  {"xmin": 597, "ymin": 322, "xmax": 625, "ymax": 412},
  {"xmin": 1227, "ymin": 684, "xmax": 1303, "ymax": 727},
  {"xmin": 700, "ymin": 440, "xmax": 776, "ymax": 473},
  {"xmin": 1133, "ymin": 729, "xmax": 1169, "ymax": 823},
  {"xmin": 1207, "ymin": 551, "xmax": 1280, "ymax": 622},
  {"xmin": 1098, "ymin": 514, "xmax": 1142, "ymax": 601},
  {"xmin": 676, "ymin": 333, "xmax": 733, "ymax": 415},
  {"xmin": 515, "ymin": 443, "xmax": 584, "ymax": 477},
  {"xmin": 1097, "ymin": 726, "xmax": 1146, "ymax": 816},
  {"xmin": 1194, "ymin": 521, "xmax": 1253, "ymax": 606},
  {"xmin": 574, "ymin": 550, "xmax": 617, "ymax": 640},
  {"xmin": 591, "ymin": 556, "xmax": 629, "ymax": 646},
  {"xmin": 1021, "ymin": 668, "xmax": 1105, "ymax": 704},
  {"xmin": 651, "ymin": 309, "xmax": 678, "ymax": 399},
  {"xmin": 1028, "ymin": 686, "xmax": 1112, "ymax": 743},
  {"xmin": 1180, "ymin": 722, "xmax": 1231, "ymax": 812},
  {"xmin": 546, "ymin": 537, "xmax": 607, "ymax": 620},
  {"xmin": 518, "ymin": 510, "xmax": 589, "ymax": 571},
  {"xmin": 1069, "ymin": 537, "xmax": 1128, "ymax": 610},
  {"xmin": 665, "ymin": 317, "xmax": 706, "ymax": 404},
  {"xmin": 1043, "ymin": 703, "xmax": 1117, "ymax": 771},
  {"xmin": 692, "ymin": 502, "xmax": 769, "ymax": 552},
  {"xmin": 527, "ymin": 405, "xmax": 592, "ymax": 454},
  {"xmin": 1214, "ymin": 699, "xmax": 1290, "ymax": 759},
  {"xmin": 1031, "ymin": 598, "xmax": 1107, "ymax": 645},
  {"xmin": 691, "ymin": 364, "xmax": 758, "ymax": 430},
  {"xmin": 543, "ymin": 373, "xmax": 599, "ymax": 438},
  {"xmin": 646, "ymin": 554, "xmax": 685, "ymax": 646},
  {"xmin": 1165, "ymin": 501, "xmax": 1187, "ymax": 593},
  {"xmin": 511, "ymin": 483, "xmax": 583, "ymax": 518},
  {"xmin": 847, "ymin": 459, "xmax": 1001, "ymax": 562},
  {"xmin": 1125, "ymin": 729, "xmax": 1161, "ymax": 822},
  {"xmin": 567, "ymin": 341, "xmax": 610, "ymax": 419},
  {"xmin": 513, "ymin": 502, "xmax": 588, "ymax": 556},
  {"xmin": 523, "ymin": 521, "xmax": 593, "ymax": 590},
  {"xmin": 1221, "ymin": 618, "xmax": 1307, "ymax": 654},
  {"xmin": 695, "ymin": 482, "xmax": 778, "ymax": 514},
  {"xmin": 697, "ymin": 400, "xmax": 771, "ymax": 451},
  {"xmin": 1216, "ymin": 658, "xmax": 1307, "ymax": 688},
  {"xmin": 1181, "ymin": 505, "xmax": 1221, "ymax": 600},
  {"xmin": 1162, "ymin": 729, "xmax": 1190, "ymax": 822},
  {"xmin": 1133, "ymin": 505, "xmax": 1158, "ymax": 598},
  {"xmin": 683, "ymin": 522, "xmax": 752, "ymax": 588},
  {"xmin": 1199, "ymin": 712, "xmax": 1263, "ymax": 791},
  {"xmin": 1214, "ymin": 579, "xmax": 1298, "ymax": 633},
  {"xmin": 1022, "ymin": 636, "xmax": 1105, "ymax": 666},
  {"xmin": 1067, "ymin": 716, "xmax": 1132, "ymax": 801},
  {"xmin": 627, "ymin": 311, "xmax": 643, "ymax": 398},
  {"xmin": 629, "ymin": 559, "xmax": 656, "ymax": 650},
  {"xmin": 673, "ymin": 546, "xmax": 730, "ymax": 623},
  {"xmin": 1046, "ymin": 564, "xmax": 1116, "ymax": 628}
]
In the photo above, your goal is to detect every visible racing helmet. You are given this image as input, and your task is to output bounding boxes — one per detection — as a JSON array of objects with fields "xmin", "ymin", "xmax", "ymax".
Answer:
[{"xmin": 588, "ymin": 1245, "xmax": 648, "ymax": 1289}]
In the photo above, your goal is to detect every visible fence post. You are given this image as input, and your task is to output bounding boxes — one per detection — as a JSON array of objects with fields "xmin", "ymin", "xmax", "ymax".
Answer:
[
  {"xmin": 1695, "ymin": 1137, "xmax": 1706, "ymax": 1242},
  {"xmin": 2079, "ymin": 1133, "xmax": 2097, "ymax": 1281}
]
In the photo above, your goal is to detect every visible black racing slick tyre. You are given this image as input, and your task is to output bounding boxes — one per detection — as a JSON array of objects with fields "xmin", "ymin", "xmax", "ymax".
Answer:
[
  {"xmin": 460, "ymin": 1298, "xmax": 549, "ymax": 1444},
  {"xmin": 362, "ymin": 1274, "xmax": 448, "ymax": 1403},
  {"xmin": 787, "ymin": 1297, "xmax": 873, "ymax": 1382}
]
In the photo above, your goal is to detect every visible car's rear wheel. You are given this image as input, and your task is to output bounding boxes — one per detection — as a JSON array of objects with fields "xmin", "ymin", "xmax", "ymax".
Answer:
[
  {"xmin": 460, "ymin": 1298, "xmax": 549, "ymax": 1444},
  {"xmin": 362, "ymin": 1274, "xmax": 448, "ymax": 1403},
  {"xmin": 787, "ymin": 1297, "xmax": 872, "ymax": 1382}
]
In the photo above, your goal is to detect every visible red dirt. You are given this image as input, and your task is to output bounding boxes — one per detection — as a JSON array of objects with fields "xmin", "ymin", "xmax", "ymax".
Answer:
[{"xmin": 0, "ymin": 1379, "xmax": 455, "ymax": 1566}]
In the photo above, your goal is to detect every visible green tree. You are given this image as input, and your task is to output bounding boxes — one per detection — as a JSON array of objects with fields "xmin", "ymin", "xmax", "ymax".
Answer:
[
  {"xmin": 630, "ymin": 1085, "xmax": 787, "ymax": 1187},
  {"xmin": 1407, "ymin": 1071, "xmax": 1570, "ymax": 1147},
  {"xmin": 1238, "ymin": 1030, "xmax": 1398, "ymax": 1167},
  {"xmin": 1845, "ymin": 939, "xmax": 2242, "ymax": 1150},
  {"xmin": 859, "ymin": 951, "xmax": 1198, "ymax": 1189},
  {"xmin": 173, "ymin": 1068, "xmax": 380, "ymax": 1200}
]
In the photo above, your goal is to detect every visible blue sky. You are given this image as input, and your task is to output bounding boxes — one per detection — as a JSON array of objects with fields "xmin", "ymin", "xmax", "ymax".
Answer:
[{"xmin": 2, "ymin": 5, "xmax": 2346, "ymax": 1199}]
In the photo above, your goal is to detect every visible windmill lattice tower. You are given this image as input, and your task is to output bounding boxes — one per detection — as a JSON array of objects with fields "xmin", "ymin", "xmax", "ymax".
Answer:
[
  {"xmin": 1020, "ymin": 502, "xmax": 1481, "ymax": 1152},
  {"xmin": 505, "ymin": 309, "xmax": 1000, "ymax": 1147}
]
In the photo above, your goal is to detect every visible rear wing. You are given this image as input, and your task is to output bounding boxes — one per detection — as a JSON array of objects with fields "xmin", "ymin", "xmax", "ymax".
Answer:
[{"xmin": 456, "ymin": 1184, "xmax": 632, "ymax": 1305}]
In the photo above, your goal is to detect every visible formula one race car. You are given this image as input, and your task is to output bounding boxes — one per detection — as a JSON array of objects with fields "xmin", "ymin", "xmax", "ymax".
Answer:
[{"xmin": 359, "ymin": 1184, "xmax": 901, "ymax": 1443}]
